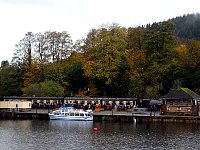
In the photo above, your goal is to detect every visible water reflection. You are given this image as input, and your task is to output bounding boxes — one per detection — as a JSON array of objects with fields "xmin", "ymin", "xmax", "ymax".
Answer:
[{"xmin": 0, "ymin": 120, "xmax": 200, "ymax": 150}]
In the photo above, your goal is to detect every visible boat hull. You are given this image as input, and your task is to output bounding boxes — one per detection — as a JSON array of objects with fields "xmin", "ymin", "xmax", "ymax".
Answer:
[{"xmin": 49, "ymin": 114, "xmax": 93, "ymax": 121}]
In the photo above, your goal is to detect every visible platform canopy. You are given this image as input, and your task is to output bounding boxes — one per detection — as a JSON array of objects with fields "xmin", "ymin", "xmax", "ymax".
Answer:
[{"xmin": 149, "ymin": 100, "xmax": 162, "ymax": 105}]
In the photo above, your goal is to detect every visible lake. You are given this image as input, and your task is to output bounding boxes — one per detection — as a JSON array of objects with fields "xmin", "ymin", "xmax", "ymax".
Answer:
[{"xmin": 0, "ymin": 120, "xmax": 200, "ymax": 150}]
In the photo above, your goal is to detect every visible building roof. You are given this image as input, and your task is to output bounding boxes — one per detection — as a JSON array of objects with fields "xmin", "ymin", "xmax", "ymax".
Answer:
[
  {"xmin": 3, "ymin": 96, "xmax": 137, "ymax": 101},
  {"xmin": 161, "ymin": 88, "xmax": 200, "ymax": 99}
]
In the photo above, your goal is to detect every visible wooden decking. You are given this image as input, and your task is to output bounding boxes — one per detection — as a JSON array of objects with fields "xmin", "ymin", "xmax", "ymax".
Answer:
[
  {"xmin": 94, "ymin": 110, "xmax": 200, "ymax": 123},
  {"xmin": 1, "ymin": 109, "xmax": 200, "ymax": 123}
]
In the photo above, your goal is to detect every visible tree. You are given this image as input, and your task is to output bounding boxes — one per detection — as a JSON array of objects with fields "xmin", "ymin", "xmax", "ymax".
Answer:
[
  {"xmin": 181, "ymin": 40, "xmax": 200, "ymax": 70},
  {"xmin": 0, "ymin": 65, "xmax": 24, "ymax": 96},
  {"xmin": 127, "ymin": 27, "xmax": 144, "ymax": 50},
  {"xmin": 1, "ymin": 60, "xmax": 9, "ymax": 67},
  {"xmin": 82, "ymin": 24, "xmax": 128, "ymax": 97},
  {"xmin": 12, "ymin": 32, "xmax": 34, "ymax": 66},
  {"xmin": 22, "ymin": 80, "xmax": 64, "ymax": 97},
  {"xmin": 11, "ymin": 31, "xmax": 73, "ymax": 88},
  {"xmin": 62, "ymin": 52, "xmax": 87, "ymax": 96},
  {"xmin": 126, "ymin": 27, "xmax": 146, "ymax": 98},
  {"xmin": 12, "ymin": 31, "xmax": 73, "ymax": 65},
  {"xmin": 170, "ymin": 13, "xmax": 200, "ymax": 40},
  {"xmin": 44, "ymin": 31, "xmax": 73, "ymax": 63},
  {"xmin": 143, "ymin": 21, "xmax": 178, "ymax": 97},
  {"xmin": 144, "ymin": 21, "xmax": 177, "ymax": 64},
  {"xmin": 175, "ymin": 40, "xmax": 200, "ymax": 93},
  {"xmin": 33, "ymin": 32, "xmax": 47, "ymax": 63}
]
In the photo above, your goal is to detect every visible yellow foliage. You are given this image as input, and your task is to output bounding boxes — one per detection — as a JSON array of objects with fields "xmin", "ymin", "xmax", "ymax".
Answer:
[
  {"xmin": 23, "ymin": 63, "xmax": 40, "ymax": 87},
  {"xmin": 127, "ymin": 48, "xmax": 146, "ymax": 71},
  {"xmin": 176, "ymin": 44, "xmax": 187, "ymax": 55}
]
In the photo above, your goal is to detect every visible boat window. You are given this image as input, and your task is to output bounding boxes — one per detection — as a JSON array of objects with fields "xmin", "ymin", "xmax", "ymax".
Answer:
[
  {"xmin": 80, "ymin": 114, "xmax": 84, "ymax": 116},
  {"xmin": 54, "ymin": 113, "xmax": 60, "ymax": 115}
]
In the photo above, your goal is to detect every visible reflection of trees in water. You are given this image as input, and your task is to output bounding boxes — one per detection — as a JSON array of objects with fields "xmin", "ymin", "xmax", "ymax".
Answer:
[{"xmin": 160, "ymin": 123, "xmax": 199, "ymax": 135}]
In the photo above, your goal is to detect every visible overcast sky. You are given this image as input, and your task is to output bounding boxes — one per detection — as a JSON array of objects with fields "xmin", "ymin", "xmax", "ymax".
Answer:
[{"xmin": 0, "ymin": 0, "xmax": 199, "ymax": 63}]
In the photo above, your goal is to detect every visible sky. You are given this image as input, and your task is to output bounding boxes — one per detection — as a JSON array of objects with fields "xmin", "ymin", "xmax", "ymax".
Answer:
[{"xmin": 0, "ymin": 0, "xmax": 199, "ymax": 63}]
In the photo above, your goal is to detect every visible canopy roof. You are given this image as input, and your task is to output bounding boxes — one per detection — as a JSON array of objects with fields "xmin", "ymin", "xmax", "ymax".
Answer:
[
  {"xmin": 149, "ymin": 100, "xmax": 162, "ymax": 105},
  {"xmin": 161, "ymin": 88, "xmax": 200, "ymax": 100}
]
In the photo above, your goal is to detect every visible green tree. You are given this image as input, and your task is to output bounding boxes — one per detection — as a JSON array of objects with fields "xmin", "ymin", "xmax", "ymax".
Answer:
[
  {"xmin": 144, "ymin": 21, "xmax": 177, "ymax": 64},
  {"xmin": 1, "ymin": 60, "xmax": 9, "ymax": 67},
  {"xmin": 143, "ymin": 21, "xmax": 178, "ymax": 98},
  {"xmin": 23, "ymin": 80, "xmax": 64, "ymax": 96},
  {"xmin": 64, "ymin": 52, "xmax": 87, "ymax": 96},
  {"xmin": 0, "ymin": 65, "xmax": 24, "ymax": 96}
]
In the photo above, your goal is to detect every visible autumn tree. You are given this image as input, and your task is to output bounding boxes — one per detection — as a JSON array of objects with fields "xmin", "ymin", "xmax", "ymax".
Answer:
[
  {"xmin": 3, "ymin": 14, "xmax": 200, "ymax": 98},
  {"xmin": 175, "ymin": 40, "xmax": 200, "ymax": 92},
  {"xmin": 82, "ymin": 24, "xmax": 128, "ymax": 97},
  {"xmin": 11, "ymin": 31, "xmax": 73, "ymax": 88},
  {"xmin": 126, "ymin": 27, "xmax": 146, "ymax": 98}
]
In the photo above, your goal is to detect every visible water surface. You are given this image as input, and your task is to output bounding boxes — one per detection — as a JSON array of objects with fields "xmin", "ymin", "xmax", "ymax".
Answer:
[{"xmin": 0, "ymin": 120, "xmax": 200, "ymax": 150}]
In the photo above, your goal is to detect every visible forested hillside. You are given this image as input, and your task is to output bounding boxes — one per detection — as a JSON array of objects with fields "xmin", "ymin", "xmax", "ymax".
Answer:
[
  {"xmin": 0, "ymin": 14, "xmax": 200, "ymax": 99},
  {"xmin": 170, "ymin": 13, "xmax": 200, "ymax": 40}
]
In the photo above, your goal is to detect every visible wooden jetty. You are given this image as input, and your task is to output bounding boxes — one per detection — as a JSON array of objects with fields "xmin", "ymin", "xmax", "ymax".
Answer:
[
  {"xmin": 1, "ymin": 109, "xmax": 200, "ymax": 123},
  {"xmin": 0, "ymin": 109, "xmax": 50, "ymax": 120},
  {"xmin": 93, "ymin": 110, "xmax": 200, "ymax": 123}
]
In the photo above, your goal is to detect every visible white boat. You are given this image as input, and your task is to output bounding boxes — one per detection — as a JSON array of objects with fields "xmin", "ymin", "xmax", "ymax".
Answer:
[{"xmin": 48, "ymin": 107, "xmax": 93, "ymax": 121}]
